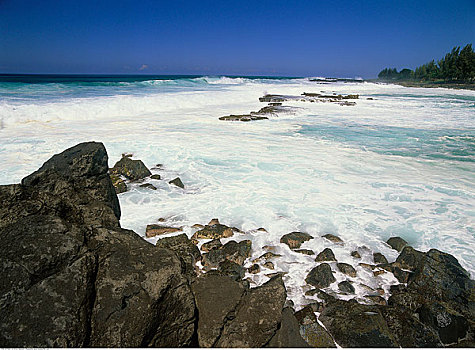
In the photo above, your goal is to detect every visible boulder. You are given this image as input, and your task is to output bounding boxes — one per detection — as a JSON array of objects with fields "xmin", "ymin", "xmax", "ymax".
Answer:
[
  {"xmin": 294, "ymin": 306, "xmax": 335, "ymax": 347},
  {"xmin": 389, "ymin": 248, "xmax": 475, "ymax": 345},
  {"xmin": 193, "ymin": 222, "xmax": 234, "ymax": 240},
  {"xmin": 217, "ymin": 260, "xmax": 246, "ymax": 281},
  {"xmin": 315, "ymin": 248, "xmax": 336, "ymax": 262},
  {"xmin": 253, "ymin": 251, "xmax": 281, "ymax": 263},
  {"xmin": 215, "ymin": 276, "xmax": 287, "ymax": 347},
  {"xmin": 351, "ymin": 250, "xmax": 361, "ymax": 258},
  {"xmin": 337, "ymin": 262, "xmax": 357, "ymax": 277},
  {"xmin": 338, "ymin": 281, "xmax": 355, "ymax": 294},
  {"xmin": 267, "ymin": 307, "xmax": 310, "ymax": 347},
  {"xmin": 145, "ymin": 224, "xmax": 181, "ymax": 238},
  {"xmin": 202, "ymin": 240, "xmax": 252, "ymax": 267},
  {"xmin": 139, "ymin": 183, "xmax": 156, "ymax": 190},
  {"xmin": 322, "ymin": 234, "xmax": 343, "ymax": 244},
  {"xmin": 319, "ymin": 299, "xmax": 398, "ymax": 347},
  {"xmin": 386, "ymin": 236, "xmax": 408, "ymax": 252},
  {"xmin": 305, "ymin": 263, "xmax": 336, "ymax": 289},
  {"xmin": 200, "ymin": 239, "xmax": 222, "ymax": 252},
  {"xmin": 169, "ymin": 177, "xmax": 185, "ymax": 188},
  {"xmin": 191, "ymin": 274, "xmax": 246, "ymax": 347},
  {"xmin": 294, "ymin": 249, "xmax": 314, "ymax": 255},
  {"xmin": 150, "ymin": 174, "xmax": 161, "ymax": 180},
  {"xmin": 110, "ymin": 154, "xmax": 151, "ymax": 181},
  {"xmin": 373, "ymin": 252, "xmax": 388, "ymax": 264},
  {"xmin": 280, "ymin": 232, "xmax": 313, "ymax": 249},
  {"xmin": 0, "ymin": 142, "xmax": 196, "ymax": 347}
]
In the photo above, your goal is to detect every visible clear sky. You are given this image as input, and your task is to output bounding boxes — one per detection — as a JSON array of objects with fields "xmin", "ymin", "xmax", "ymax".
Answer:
[{"xmin": 0, "ymin": 0, "xmax": 474, "ymax": 78}]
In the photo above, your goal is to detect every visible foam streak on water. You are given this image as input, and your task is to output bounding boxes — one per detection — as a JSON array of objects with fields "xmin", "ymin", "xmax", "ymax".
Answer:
[{"xmin": 0, "ymin": 76, "xmax": 474, "ymax": 307}]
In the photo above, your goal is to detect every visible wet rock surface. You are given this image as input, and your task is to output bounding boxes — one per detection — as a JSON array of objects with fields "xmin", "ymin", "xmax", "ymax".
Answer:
[
  {"xmin": 110, "ymin": 154, "xmax": 152, "ymax": 181},
  {"xmin": 280, "ymin": 231, "xmax": 313, "ymax": 249}
]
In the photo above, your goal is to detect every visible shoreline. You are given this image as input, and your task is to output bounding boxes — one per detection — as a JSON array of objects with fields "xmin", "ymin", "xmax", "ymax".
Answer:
[
  {"xmin": 371, "ymin": 79, "xmax": 475, "ymax": 91},
  {"xmin": 1, "ymin": 142, "xmax": 474, "ymax": 347}
]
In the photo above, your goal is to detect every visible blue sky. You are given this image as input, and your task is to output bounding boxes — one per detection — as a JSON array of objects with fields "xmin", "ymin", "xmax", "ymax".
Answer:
[{"xmin": 0, "ymin": 0, "xmax": 474, "ymax": 77}]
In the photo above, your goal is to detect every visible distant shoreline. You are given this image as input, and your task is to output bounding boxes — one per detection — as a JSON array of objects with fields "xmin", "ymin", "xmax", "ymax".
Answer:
[{"xmin": 372, "ymin": 79, "xmax": 475, "ymax": 91}]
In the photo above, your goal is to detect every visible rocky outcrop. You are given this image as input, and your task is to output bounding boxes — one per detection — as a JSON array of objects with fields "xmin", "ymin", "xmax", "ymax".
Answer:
[
  {"xmin": 110, "ymin": 154, "xmax": 151, "ymax": 181},
  {"xmin": 280, "ymin": 232, "xmax": 313, "ymax": 249},
  {"xmin": 0, "ymin": 142, "xmax": 195, "ymax": 347}
]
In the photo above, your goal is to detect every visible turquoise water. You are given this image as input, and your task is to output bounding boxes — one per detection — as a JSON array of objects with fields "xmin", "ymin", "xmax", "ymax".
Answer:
[{"xmin": 0, "ymin": 75, "xmax": 473, "ymax": 304}]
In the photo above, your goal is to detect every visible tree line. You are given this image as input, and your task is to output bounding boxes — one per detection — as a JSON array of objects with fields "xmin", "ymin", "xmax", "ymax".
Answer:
[{"xmin": 378, "ymin": 44, "xmax": 474, "ymax": 82}]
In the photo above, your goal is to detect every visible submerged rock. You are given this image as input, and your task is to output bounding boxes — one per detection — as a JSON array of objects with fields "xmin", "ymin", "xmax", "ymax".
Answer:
[
  {"xmin": 280, "ymin": 232, "xmax": 313, "ymax": 249},
  {"xmin": 351, "ymin": 250, "xmax": 361, "ymax": 258},
  {"xmin": 150, "ymin": 174, "xmax": 161, "ymax": 180},
  {"xmin": 110, "ymin": 154, "xmax": 151, "ymax": 181}
]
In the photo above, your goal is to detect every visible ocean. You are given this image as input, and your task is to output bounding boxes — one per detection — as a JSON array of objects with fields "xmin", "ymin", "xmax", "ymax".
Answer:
[{"xmin": 1, "ymin": 74, "xmax": 474, "ymax": 307}]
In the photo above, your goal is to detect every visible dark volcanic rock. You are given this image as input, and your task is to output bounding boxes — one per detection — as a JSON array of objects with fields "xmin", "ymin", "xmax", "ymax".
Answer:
[
  {"xmin": 315, "ymin": 248, "xmax": 336, "ymax": 262},
  {"xmin": 217, "ymin": 260, "xmax": 246, "ymax": 281},
  {"xmin": 294, "ymin": 249, "xmax": 314, "ymax": 255},
  {"xmin": 267, "ymin": 307, "xmax": 310, "ymax": 347},
  {"xmin": 280, "ymin": 232, "xmax": 313, "ymax": 249},
  {"xmin": 110, "ymin": 154, "xmax": 151, "ymax": 181},
  {"xmin": 395, "ymin": 246, "xmax": 424, "ymax": 270},
  {"xmin": 389, "ymin": 248, "xmax": 475, "ymax": 345},
  {"xmin": 155, "ymin": 233, "xmax": 201, "ymax": 277},
  {"xmin": 150, "ymin": 174, "xmax": 161, "ymax": 180},
  {"xmin": 200, "ymin": 238, "xmax": 222, "ymax": 252},
  {"xmin": 305, "ymin": 263, "xmax": 336, "ymax": 289},
  {"xmin": 319, "ymin": 299, "xmax": 398, "ymax": 347},
  {"xmin": 322, "ymin": 233, "xmax": 343, "ymax": 244},
  {"xmin": 0, "ymin": 142, "xmax": 196, "ymax": 347},
  {"xmin": 202, "ymin": 240, "xmax": 252, "ymax": 267},
  {"xmin": 169, "ymin": 177, "xmax": 185, "ymax": 188},
  {"xmin": 386, "ymin": 236, "xmax": 408, "ymax": 252},
  {"xmin": 351, "ymin": 250, "xmax": 361, "ymax": 258},
  {"xmin": 215, "ymin": 276, "xmax": 287, "ymax": 347},
  {"xmin": 191, "ymin": 274, "xmax": 246, "ymax": 347},
  {"xmin": 193, "ymin": 222, "xmax": 234, "ymax": 240},
  {"xmin": 110, "ymin": 174, "xmax": 127, "ymax": 194},
  {"xmin": 373, "ymin": 252, "xmax": 388, "ymax": 264},
  {"xmin": 139, "ymin": 183, "xmax": 157, "ymax": 190},
  {"xmin": 338, "ymin": 281, "xmax": 355, "ymax": 294},
  {"xmin": 294, "ymin": 306, "xmax": 335, "ymax": 347},
  {"xmin": 145, "ymin": 224, "xmax": 181, "ymax": 238},
  {"xmin": 337, "ymin": 262, "xmax": 357, "ymax": 277}
]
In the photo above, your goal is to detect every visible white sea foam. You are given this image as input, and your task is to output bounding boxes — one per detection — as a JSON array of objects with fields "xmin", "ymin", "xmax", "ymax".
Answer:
[{"xmin": 0, "ymin": 78, "xmax": 473, "ymax": 309}]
